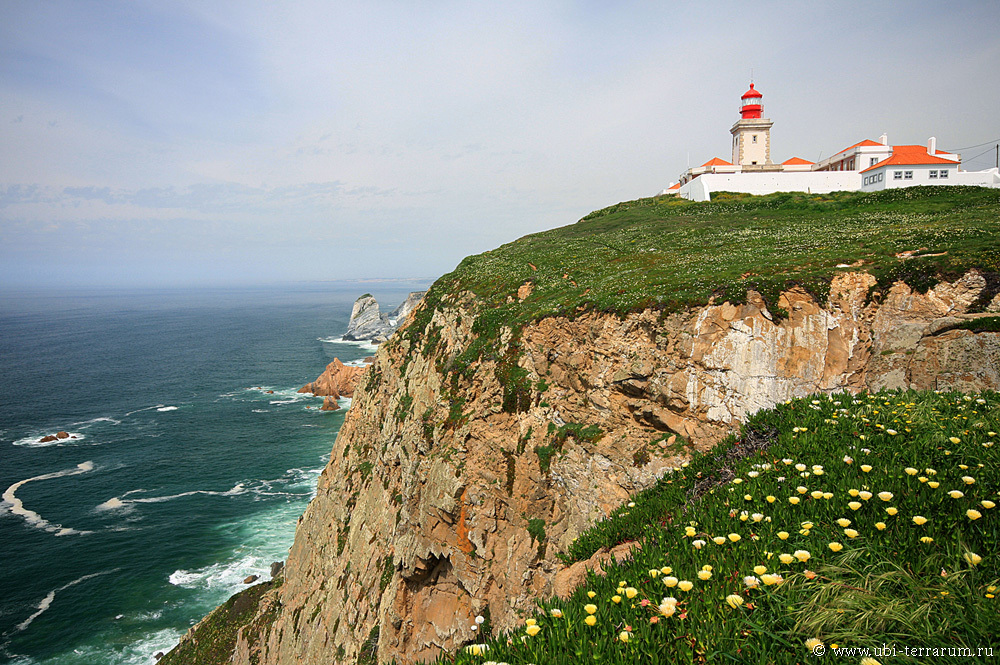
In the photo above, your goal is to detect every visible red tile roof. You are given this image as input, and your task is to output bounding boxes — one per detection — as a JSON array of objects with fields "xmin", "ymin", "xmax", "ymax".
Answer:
[
  {"xmin": 701, "ymin": 157, "xmax": 733, "ymax": 167},
  {"xmin": 860, "ymin": 145, "xmax": 960, "ymax": 173},
  {"xmin": 832, "ymin": 139, "xmax": 885, "ymax": 158},
  {"xmin": 667, "ymin": 182, "xmax": 681, "ymax": 190},
  {"xmin": 781, "ymin": 157, "xmax": 814, "ymax": 165}
]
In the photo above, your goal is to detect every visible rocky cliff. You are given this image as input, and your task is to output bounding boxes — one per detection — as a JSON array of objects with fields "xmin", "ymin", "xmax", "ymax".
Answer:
[{"xmin": 226, "ymin": 269, "xmax": 999, "ymax": 665}]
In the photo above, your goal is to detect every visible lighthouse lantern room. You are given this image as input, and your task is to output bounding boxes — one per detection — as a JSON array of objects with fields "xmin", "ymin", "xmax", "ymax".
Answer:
[{"xmin": 731, "ymin": 82, "xmax": 774, "ymax": 168}]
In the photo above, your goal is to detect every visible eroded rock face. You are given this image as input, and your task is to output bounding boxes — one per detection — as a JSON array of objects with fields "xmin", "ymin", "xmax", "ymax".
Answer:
[
  {"xmin": 298, "ymin": 358, "xmax": 367, "ymax": 399},
  {"xmin": 231, "ymin": 272, "xmax": 1000, "ymax": 665}
]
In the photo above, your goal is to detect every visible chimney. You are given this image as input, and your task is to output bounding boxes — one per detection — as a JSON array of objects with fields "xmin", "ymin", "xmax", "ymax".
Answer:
[
  {"xmin": 928, "ymin": 137, "xmax": 937, "ymax": 155},
  {"xmin": 879, "ymin": 133, "xmax": 888, "ymax": 146}
]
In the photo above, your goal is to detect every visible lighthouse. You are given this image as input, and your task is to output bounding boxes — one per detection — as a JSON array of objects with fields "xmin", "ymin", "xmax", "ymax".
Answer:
[{"xmin": 731, "ymin": 83, "xmax": 774, "ymax": 168}]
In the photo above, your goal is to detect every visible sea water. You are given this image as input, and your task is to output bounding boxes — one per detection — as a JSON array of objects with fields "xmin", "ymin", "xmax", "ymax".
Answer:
[{"xmin": 0, "ymin": 283, "xmax": 425, "ymax": 664}]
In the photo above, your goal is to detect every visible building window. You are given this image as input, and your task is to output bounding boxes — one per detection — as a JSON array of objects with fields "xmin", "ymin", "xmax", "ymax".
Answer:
[
  {"xmin": 863, "ymin": 176, "xmax": 869, "ymax": 185},
  {"xmin": 752, "ymin": 135, "xmax": 757, "ymax": 143},
  {"xmin": 940, "ymin": 169, "xmax": 949, "ymax": 178},
  {"xmin": 894, "ymin": 171, "xmax": 903, "ymax": 180},
  {"xmin": 904, "ymin": 171, "xmax": 913, "ymax": 180},
  {"xmin": 930, "ymin": 170, "xmax": 938, "ymax": 179},
  {"xmin": 878, "ymin": 172, "xmax": 883, "ymax": 182},
  {"xmin": 870, "ymin": 157, "xmax": 879, "ymax": 166},
  {"xmin": 848, "ymin": 159, "xmax": 855, "ymax": 170}
]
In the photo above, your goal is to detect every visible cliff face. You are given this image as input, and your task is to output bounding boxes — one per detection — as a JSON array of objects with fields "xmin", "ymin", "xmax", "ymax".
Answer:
[{"xmin": 232, "ymin": 271, "xmax": 999, "ymax": 665}]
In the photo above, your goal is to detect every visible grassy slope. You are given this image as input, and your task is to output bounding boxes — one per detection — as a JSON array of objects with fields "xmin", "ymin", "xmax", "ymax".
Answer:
[
  {"xmin": 409, "ymin": 187, "xmax": 1000, "ymax": 331},
  {"xmin": 441, "ymin": 389, "xmax": 1000, "ymax": 664}
]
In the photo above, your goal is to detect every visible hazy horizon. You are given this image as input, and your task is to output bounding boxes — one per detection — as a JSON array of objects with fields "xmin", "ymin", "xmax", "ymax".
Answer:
[{"xmin": 3, "ymin": 0, "xmax": 999, "ymax": 289}]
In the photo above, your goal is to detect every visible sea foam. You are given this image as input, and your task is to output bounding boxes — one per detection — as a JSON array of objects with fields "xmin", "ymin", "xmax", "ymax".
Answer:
[{"xmin": 2, "ymin": 462, "xmax": 95, "ymax": 535}]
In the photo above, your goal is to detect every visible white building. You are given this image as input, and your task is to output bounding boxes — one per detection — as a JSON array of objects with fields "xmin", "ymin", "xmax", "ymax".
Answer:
[{"xmin": 672, "ymin": 84, "xmax": 999, "ymax": 201}]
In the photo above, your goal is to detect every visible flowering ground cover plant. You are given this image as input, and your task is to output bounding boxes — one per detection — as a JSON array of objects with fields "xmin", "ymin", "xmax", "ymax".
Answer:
[{"xmin": 434, "ymin": 389, "xmax": 999, "ymax": 664}]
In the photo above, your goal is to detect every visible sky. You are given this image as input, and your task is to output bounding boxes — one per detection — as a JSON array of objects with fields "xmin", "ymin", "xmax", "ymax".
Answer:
[{"xmin": 2, "ymin": 0, "xmax": 999, "ymax": 289}]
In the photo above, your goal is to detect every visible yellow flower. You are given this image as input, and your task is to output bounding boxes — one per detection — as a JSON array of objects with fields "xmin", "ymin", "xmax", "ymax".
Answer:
[
  {"xmin": 702, "ymin": 565, "xmax": 713, "ymax": 572},
  {"xmin": 584, "ymin": 604, "xmax": 597, "ymax": 615},
  {"xmin": 698, "ymin": 570, "xmax": 712, "ymax": 580},
  {"xmin": 928, "ymin": 481, "xmax": 940, "ymax": 488},
  {"xmin": 810, "ymin": 490, "xmax": 824, "ymax": 499},
  {"xmin": 753, "ymin": 565, "xmax": 767, "ymax": 575},
  {"xmin": 761, "ymin": 573, "xmax": 782, "ymax": 586},
  {"xmin": 648, "ymin": 568, "xmax": 661, "ymax": 578},
  {"xmin": 465, "ymin": 644, "xmax": 489, "ymax": 656},
  {"xmin": 662, "ymin": 576, "xmax": 678, "ymax": 588},
  {"xmin": 612, "ymin": 595, "xmax": 622, "ymax": 604},
  {"xmin": 586, "ymin": 590, "xmax": 596, "ymax": 599},
  {"xmin": 550, "ymin": 608, "xmax": 563, "ymax": 617},
  {"xmin": 766, "ymin": 495, "xmax": 776, "ymax": 503},
  {"xmin": 713, "ymin": 536, "xmax": 726, "ymax": 545},
  {"xmin": 920, "ymin": 536, "xmax": 934, "ymax": 544},
  {"xmin": 844, "ymin": 528, "xmax": 859, "ymax": 538},
  {"xmin": 859, "ymin": 491, "xmax": 872, "ymax": 501},
  {"xmin": 967, "ymin": 509, "xmax": 982, "ymax": 520},
  {"xmin": 964, "ymin": 552, "xmax": 982, "ymax": 565},
  {"xmin": 949, "ymin": 436, "xmax": 961, "ymax": 444},
  {"xmin": 584, "ymin": 615, "xmax": 597, "ymax": 626},
  {"xmin": 962, "ymin": 476, "xmax": 976, "ymax": 485},
  {"xmin": 849, "ymin": 489, "xmax": 860, "ymax": 497},
  {"xmin": 878, "ymin": 492, "xmax": 893, "ymax": 501},
  {"xmin": 919, "ymin": 477, "xmax": 928, "ymax": 483},
  {"xmin": 677, "ymin": 580, "xmax": 693, "ymax": 592},
  {"xmin": 685, "ymin": 526, "xmax": 697, "ymax": 537},
  {"xmin": 860, "ymin": 658, "xmax": 882, "ymax": 665},
  {"xmin": 725, "ymin": 594, "xmax": 744, "ymax": 609},
  {"xmin": 618, "ymin": 630, "xmax": 629, "ymax": 643},
  {"xmin": 836, "ymin": 518, "xmax": 851, "ymax": 527},
  {"xmin": 912, "ymin": 515, "xmax": 928, "ymax": 525},
  {"xmin": 983, "ymin": 500, "xmax": 996, "ymax": 509},
  {"xmin": 526, "ymin": 624, "xmax": 541, "ymax": 636},
  {"xmin": 848, "ymin": 501, "xmax": 862, "ymax": 511},
  {"xmin": 789, "ymin": 497, "xmax": 800, "ymax": 505},
  {"xmin": 905, "ymin": 467, "xmax": 918, "ymax": 476},
  {"xmin": 778, "ymin": 531, "xmax": 790, "ymax": 540},
  {"xmin": 728, "ymin": 533, "xmax": 741, "ymax": 543},
  {"xmin": 828, "ymin": 542, "xmax": 844, "ymax": 552},
  {"xmin": 779, "ymin": 553, "xmax": 795, "ymax": 564},
  {"xmin": 797, "ymin": 486, "xmax": 808, "ymax": 494},
  {"xmin": 801, "ymin": 521, "xmax": 814, "ymax": 529},
  {"xmin": 948, "ymin": 490, "xmax": 965, "ymax": 499},
  {"xmin": 875, "ymin": 522, "xmax": 887, "ymax": 530},
  {"xmin": 525, "ymin": 619, "xmax": 537, "ymax": 626},
  {"xmin": 625, "ymin": 587, "xmax": 638, "ymax": 599},
  {"xmin": 794, "ymin": 550, "xmax": 811, "ymax": 562},
  {"xmin": 823, "ymin": 492, "xmax": 834, "ymax": 500},
  {"xmin": 886, "ymin": 507, "xmax": 898, "ymax": 516},
  {"xmin": 861, "ymin": 465, "xmax": 873, "ymax": 473}
]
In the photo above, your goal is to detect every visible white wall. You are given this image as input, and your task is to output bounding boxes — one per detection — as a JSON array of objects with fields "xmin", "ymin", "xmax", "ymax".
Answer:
[{"xmin": 680, "ymin": 172, "xmax": 861, "ymax": 202}]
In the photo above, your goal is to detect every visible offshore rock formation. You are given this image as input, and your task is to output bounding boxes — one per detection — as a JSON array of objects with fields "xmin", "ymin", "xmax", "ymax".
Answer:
[
  {"xmin": 298, "ymin": 358, "xmax": 370, "ymax": 410},
  {"xmin": 344, "ymin": 292, "xmax": 427, "ymax": 343},
  {"xmin": 227, "ymin": 271, "xmax": 999, "ymax": 665}
]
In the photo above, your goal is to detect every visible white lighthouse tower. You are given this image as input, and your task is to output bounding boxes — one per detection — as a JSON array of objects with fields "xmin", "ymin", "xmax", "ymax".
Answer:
[{"xmin": 730, "ymin": 83, "xmax": 775, "ymax": 169}]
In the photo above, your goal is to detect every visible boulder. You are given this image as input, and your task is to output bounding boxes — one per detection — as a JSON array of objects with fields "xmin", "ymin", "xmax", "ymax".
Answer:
[{"xmin": 244, "ymin": 575, "xmax": 259, "ymax": 585}]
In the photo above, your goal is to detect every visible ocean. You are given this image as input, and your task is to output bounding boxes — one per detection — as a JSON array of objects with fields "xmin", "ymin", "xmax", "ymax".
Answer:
[{"xmin": 0, "ymin": 282, "xmax": 426, "ymax": 665}]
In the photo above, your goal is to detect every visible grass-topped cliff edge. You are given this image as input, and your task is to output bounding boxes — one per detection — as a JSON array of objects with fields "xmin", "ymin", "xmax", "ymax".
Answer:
[{"xmin": 394, "ymin": 186, "xmax": 999, "ymax": 410}]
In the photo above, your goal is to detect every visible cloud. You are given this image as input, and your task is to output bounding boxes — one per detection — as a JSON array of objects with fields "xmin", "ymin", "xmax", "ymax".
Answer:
[{"xmin": 2, "ymin": 0, "xmax": 1000, "ymax": 287}]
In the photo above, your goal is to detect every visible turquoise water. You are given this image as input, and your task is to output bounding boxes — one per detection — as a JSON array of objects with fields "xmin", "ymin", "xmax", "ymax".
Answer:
[{"xmin": 0, "ymin": 283, "xmax": 423, "ymax": 664}]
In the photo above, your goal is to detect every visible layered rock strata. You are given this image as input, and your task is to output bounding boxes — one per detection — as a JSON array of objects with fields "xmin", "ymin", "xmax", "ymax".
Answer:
[
  {"xmin": 230, "ymin": 271, "xmax": 999, "ymax": 665},
  {"xmin": 298, "ymin": 358, "xmax": 370, "ymax": 410}
]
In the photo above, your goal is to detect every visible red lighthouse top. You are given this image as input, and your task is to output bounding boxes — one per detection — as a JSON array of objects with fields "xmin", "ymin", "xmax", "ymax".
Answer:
[{"xmin": 740, "ymin": 83, "xmax": 763, "ymax": 119}]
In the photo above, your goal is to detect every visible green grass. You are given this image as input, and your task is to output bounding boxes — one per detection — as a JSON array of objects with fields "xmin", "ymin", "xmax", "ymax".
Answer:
[{"xmin": 428, "ymin": 389, "xmax": 999, "ymax": 664}]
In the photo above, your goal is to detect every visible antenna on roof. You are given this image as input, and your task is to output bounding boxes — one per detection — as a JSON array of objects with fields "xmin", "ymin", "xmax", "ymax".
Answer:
[{"xmin": 750, "ymin": 67, "xmax": 754, "ymax": 83}]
